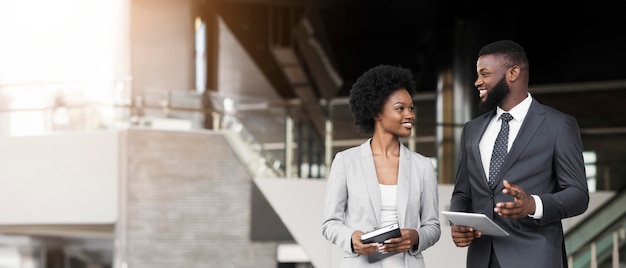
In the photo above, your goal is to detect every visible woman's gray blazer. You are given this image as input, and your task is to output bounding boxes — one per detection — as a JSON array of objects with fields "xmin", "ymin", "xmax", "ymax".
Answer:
[{"xmin": 322, "ymin": 139, "xmax": 441, "ymax": 267}]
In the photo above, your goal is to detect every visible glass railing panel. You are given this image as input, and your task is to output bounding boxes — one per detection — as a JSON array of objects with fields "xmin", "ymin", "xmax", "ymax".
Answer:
[
  {"xmin": 208, "ymin": 92, "xmax": 290, "ymax": 177},
  {"xmin": 220, "ymin": 113, "xmax": 285, "ymax": 177}
]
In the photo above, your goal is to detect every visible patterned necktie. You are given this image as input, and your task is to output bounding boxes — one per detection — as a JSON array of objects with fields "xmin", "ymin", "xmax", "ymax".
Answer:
[{"xmin": 488, "ymin": 113, "xmax": 513, "ymax": 188}]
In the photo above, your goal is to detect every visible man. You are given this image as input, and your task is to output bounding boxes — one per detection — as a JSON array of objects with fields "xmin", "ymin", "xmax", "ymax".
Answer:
[{"xmin": 449, "ymin": 40, "xmax": 589, "ymax": 268}]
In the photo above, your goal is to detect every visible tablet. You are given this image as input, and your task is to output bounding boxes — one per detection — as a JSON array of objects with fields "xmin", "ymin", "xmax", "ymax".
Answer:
[{"xmin": 441, "ymin": 211, "xmax": 509, "ymax": 236}]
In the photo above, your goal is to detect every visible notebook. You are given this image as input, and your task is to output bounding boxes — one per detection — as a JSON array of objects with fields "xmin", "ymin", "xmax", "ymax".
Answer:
[{"xmin": 360, "ymin": 222, "xmax": 401, "ymax": 263}]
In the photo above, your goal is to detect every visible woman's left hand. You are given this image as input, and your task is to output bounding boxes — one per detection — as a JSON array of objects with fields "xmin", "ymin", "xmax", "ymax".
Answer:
[{"xmin": 378, "ymin": 229, "xmax": 419, "ymax": 253}]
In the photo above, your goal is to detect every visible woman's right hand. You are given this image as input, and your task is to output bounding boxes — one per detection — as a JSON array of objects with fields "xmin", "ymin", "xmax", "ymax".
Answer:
[{"xmin": 352, "ymin": 230, "xmax": 381, "ymax": 255}]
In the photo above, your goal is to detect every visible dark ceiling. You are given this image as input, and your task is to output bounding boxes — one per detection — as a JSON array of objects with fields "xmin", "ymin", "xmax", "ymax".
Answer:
[
  {"xmin": 315, "ymin": 1, "xmax": 626, "ymax": 96},
  {"xmin": 212, "ymin": 0, "xmax": 626, "ymax": 98}
]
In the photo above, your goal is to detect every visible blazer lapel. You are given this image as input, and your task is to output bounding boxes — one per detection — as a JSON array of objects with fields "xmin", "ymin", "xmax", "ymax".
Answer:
[
  {"xmin": 473, "ymin": 112, "xmax": 495, "ymax": 187},
  {"xmin": 360, "ymin": 139, "xmax": 382, "ymax": 226},
  {"xmin": 495, "ymin": 100, "xmax": 546, "ymax": 187},
  {"xmin": 396, "ymin": 142, "xmax": 411, "ymax": 227}
]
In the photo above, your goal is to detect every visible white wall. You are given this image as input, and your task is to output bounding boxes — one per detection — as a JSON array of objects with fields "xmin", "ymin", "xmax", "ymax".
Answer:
[{"xmin": 0, "ymin": 131, "xmax": 119, "ymax": 224}]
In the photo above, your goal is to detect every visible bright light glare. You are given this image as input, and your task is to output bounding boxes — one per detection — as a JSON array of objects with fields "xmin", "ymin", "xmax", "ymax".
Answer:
[
  {"xmin": 0, "ymin": 0, "xmax": 126, "ymax": 135},
  {"xmin": 224, "ymin": 98, "xmax": 235, "ymax": 113},
  {"xmin": 10, "ymin": 112, "xmax": 46, "ymax": 136},
  {"xmin": 0, "ymin": 0, "xmax": 123, "ymax": 83}
]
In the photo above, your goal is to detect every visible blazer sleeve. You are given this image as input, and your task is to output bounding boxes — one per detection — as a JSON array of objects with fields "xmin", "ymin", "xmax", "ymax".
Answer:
[
  {"xmin": 538, "ymin": 114, "xmax": 589, "ymax": 225},
  {"xmin": 321, "ymin": 152, "xmax": 358, "ymax": 256},
  {"xmin": 412, "ymin": 154, "xmax": 441, "ymax": 254}
]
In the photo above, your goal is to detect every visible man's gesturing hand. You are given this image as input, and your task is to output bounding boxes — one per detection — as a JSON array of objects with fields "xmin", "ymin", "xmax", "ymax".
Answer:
[{"xmin": 494, "ymin": 180, "xmax": 536, "ymax": 219}]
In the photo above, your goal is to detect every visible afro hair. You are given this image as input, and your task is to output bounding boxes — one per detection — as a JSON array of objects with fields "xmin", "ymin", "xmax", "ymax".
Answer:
[{"xmin": 348, "ymin": 64, "xmax": 416, "ymax": 134}]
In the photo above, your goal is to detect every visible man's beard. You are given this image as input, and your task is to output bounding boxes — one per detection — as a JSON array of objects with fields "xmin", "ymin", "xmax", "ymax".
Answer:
[{"xmin": 479, "ymin": 76, "xmax": 509, "ymax": 111}]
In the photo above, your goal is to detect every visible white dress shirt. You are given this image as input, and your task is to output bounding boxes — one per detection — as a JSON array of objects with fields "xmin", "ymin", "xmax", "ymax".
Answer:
[
  {"xmin": 379, "ymin": 184, "xmax": 404, "ymax": 267},
  {"xmin": 478, "ymin": 92, "xmax": 543, "ymax": 219}
]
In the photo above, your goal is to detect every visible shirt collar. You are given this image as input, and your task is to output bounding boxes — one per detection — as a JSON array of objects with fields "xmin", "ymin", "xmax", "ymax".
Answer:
[{"xmin": 496, "ymin": 92, "xmax": 532, "ymax": 122}]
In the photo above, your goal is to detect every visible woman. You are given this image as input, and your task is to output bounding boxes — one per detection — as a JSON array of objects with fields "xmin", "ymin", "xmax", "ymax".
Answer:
[{"xmin": 322, "ymin": 64, "xmax": 440, "ymax": 267}]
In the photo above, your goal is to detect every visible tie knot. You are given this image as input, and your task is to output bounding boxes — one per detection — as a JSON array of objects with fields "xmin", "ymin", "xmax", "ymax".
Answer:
[{"xmin": 501, "ymin": 113, "xmax": 513, "ymax": 123}]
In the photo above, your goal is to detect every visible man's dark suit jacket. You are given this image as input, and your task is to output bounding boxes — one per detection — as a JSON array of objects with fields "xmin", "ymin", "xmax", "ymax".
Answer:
[{"xmin": 450, "ymin": 99, "xmax": 589, "ymax": 268}]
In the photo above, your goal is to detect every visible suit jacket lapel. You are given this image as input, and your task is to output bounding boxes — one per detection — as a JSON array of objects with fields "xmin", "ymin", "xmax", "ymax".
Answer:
[
  {"xmin": 360, "ymin": 139, "xmax": 381, "ymax": 226},
  {"xmin": 396, "ymin": 142, "xmax": 411, "ymax": 226},
  {"xmin": 473, "ymin": 112, "xmax": 495, "ymax": 187},
  {"xmin": 495, "ymin": 100, "xmax": 546, "ymax": 187}
]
